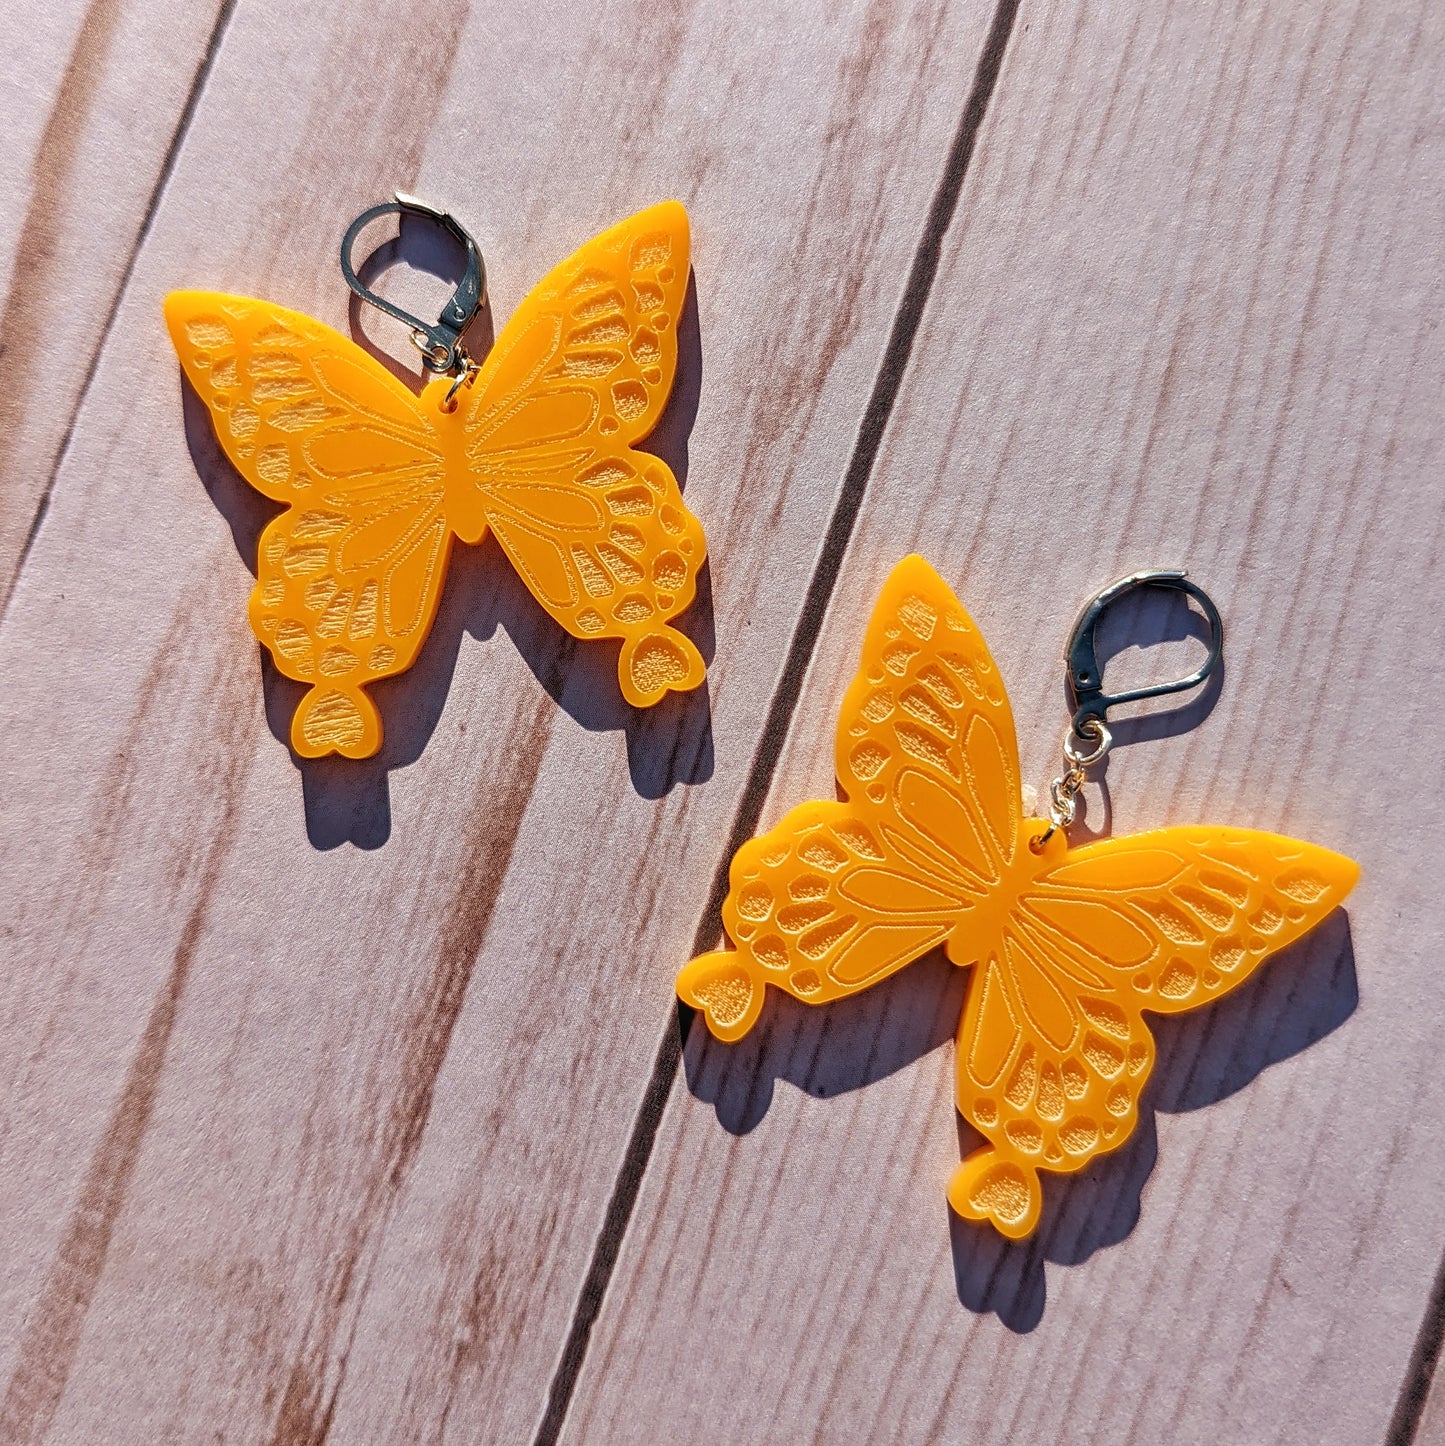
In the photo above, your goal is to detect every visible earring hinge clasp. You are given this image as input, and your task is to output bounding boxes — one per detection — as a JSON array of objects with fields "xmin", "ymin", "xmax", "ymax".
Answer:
[
  {"xmin": 339, "ymin": 193, "xmax": 487, "ymax": 376},
  {"xmin": 1064, "ymin": 569, "xmax": 1224, "ymax": 738}
]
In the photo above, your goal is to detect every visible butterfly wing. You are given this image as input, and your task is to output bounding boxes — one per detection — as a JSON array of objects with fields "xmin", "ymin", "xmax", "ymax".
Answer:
[
  {"xmin": 447, "ymin": 202, "xmax": 708, "ymax": 708},
  {"xmin": 165, "ymin": 292, "xmax": 451, "ymax": 757},
  {"xmin": 949, "ymin": 826, "xmax": 1358, "ymax": 1238},
  {"xmin": 679, "ymin": 554, "xmax": 1024, "ymax": 1040}
]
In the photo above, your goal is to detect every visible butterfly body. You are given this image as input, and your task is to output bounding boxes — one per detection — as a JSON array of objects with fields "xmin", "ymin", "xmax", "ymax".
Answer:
[
  {"xmin": 944, "ymin": 821, "xmax": 1060, "ymax": 963},
  {"xmin": 679, "ymin": 555, "xmax": 1357, "ymax": 1240},
  {"xmin": 167, "ymin": 202, "xmax": 706, "ymax": 759}
]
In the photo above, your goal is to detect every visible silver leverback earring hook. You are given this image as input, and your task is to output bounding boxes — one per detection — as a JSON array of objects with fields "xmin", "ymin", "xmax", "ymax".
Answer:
[
  {"xmin": 1033, "ymin": 569, "xmax": 1224, "ymax": 852},
  {"xmin": 1065, "ymin": 569, "xmax": 1224, "ymax": 741},
  {"xmin": 339, "ymin": 193, "xmax": 487, "ymax": 377}
]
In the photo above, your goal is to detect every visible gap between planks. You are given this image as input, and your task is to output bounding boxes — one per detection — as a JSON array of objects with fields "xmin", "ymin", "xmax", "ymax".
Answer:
[
  {"xmin": 0, "ymin": 0, "xmax": 240, "ymax": 622},
  {"xmin": 532, "ymin": 2, "xmax": 1025, "ymax": 1440},
  {"xmin": 9, "ymin": 0, "xmax": 1440, "ymax": 1439},
  {"xmin": 1386, "ymin": 1244, "xmax": 1445, "ymax": 1446}
]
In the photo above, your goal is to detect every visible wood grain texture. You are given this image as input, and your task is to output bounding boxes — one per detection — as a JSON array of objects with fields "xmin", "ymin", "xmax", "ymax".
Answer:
[
  {"xmin": 568, "ymin": 1, "xmax": 1445, "ymax": 1442},
  {"xmin": 0, "ymin": 0, "xmax": 1001, "ymax": 1441},
  {"xmin": 0, "ymin": 0, "xmax": 229, "ymax": 606}
]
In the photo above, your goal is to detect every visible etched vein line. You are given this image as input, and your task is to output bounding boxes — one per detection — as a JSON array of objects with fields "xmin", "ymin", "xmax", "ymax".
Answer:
[
  {"xmin": 0, "ymin": 0, "xmax": 240, "ymax": 623},
  {"xmin": 531, "ymin": 3, "xmax": 1026, "ymax": 1440}
]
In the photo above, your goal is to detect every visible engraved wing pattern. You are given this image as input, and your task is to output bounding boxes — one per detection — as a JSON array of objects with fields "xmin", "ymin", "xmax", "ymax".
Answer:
[
  {"xmin": 165, "ymin": 203, "xmax": 707, "ymax": 757},
  {"xmin": 678, "ymin": 555, "xmax": 1359, "ymax": 1239},
  {"xmin": 952, "ymin": 825, "xmax": 1358, "ymax": 1238},
  {"xmin": 678, "ymin": 555, "xmax": 1020, "ymax": 1040},
  {"xmin": 165, "ymin": 293, "xmax": 451, "ymax": 758},
  {"xmin": 449, "ymin": 202, "xmax": 708, "ymax": 707}
]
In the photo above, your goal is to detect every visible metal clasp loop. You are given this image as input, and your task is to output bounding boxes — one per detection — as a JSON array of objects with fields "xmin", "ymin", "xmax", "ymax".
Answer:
[
  {"xmin": 1065, "ymin": 569, "xmax": 1223, "ymax": 739},
  {"xmin": 339, "ymin": 192, "xmax": 487, "ymax": 376},
  {"xmin": 1032, "ymin": 569, "xmax": 1225, "ymax": 852}
]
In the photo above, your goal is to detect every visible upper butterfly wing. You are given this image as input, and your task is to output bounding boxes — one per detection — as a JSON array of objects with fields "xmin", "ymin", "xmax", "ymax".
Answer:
[
  {"xmin": 834, "ymin": 554, "xmax": 1024, "ymax": 904},
  {"xmin": 448, "ymin": 202, "xmax": 708, "ymax": 707},
  {"xmin": 1023, "ymin": 825, "xmax": 1358, "ymax": 1018},
  {"xmin": 680, "ymin": 555, "xmax": 1024, "ymax": 1039},
  {"xmin": 949, "ymin": 824, "xmax": 1357, "ymax": 1237},
  {"xmin": 165, "ymin": 292, "xmax": 451, "ymax": 757}
]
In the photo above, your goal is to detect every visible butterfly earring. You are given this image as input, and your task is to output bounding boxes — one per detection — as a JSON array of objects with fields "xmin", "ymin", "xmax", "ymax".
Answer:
[
  {"xmin": 166, "ymin": 194, "xmax": 707, "ymax": 760},
  {"xmin": 678, "ymin": 556, "xmax": 1357, "ymax": 1240}
]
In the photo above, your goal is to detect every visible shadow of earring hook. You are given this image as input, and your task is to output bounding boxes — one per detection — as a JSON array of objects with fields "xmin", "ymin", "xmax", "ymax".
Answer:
[
  {"xmin": 1065, "ymin": 569, "xmax": 1224, "ymax": 739},
  {"xmin": 339, "ymin": 193, "xmax": 487, "ymax": 376}
]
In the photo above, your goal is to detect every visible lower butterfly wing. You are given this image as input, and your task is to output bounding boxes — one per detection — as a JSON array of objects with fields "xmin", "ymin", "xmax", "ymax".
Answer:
[
  {"xmin": 679, "ymin": 798, "xmax": 972, "ymax": 1042},
  {"xmin": 165, "ymin": 292, "xmax": 451, "ymax": 757},
  {"xmin": 949, "ymin": 826, "xmax": 1358, "ymax": 1238},
  {"xmin": 680, "ymin": 555, "xmax": 1030, "ymax": 1039},
  {"xmin": 450, "ymin": 203, "xmax": 708, "ymax": 707},
  {"xmin": 247, "ymin": 482, "xmax": 450, "ymax": 757}
]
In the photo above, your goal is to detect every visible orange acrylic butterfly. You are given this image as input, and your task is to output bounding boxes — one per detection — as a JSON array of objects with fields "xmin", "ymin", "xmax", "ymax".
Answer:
[
  {"xmin": 165, "ymin": 202, "xmax": 706, "ymax": 759},
  {"xmin": 678, "ymin": 555, "xmax": 1357, "ymax": 1239}
]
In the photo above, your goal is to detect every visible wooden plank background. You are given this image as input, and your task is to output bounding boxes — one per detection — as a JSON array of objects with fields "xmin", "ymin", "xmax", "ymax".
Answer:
[
  {"xmin": 569, "ymin": 1, "xmax": 1445, "ymax": 1443},
  {"xmin": 0, "ymin": 0, "xmax": 229, "ymax": 604},
  {"xmin": 1, "ymin": 0, "xmax": 1441, "ymax": 1443}
]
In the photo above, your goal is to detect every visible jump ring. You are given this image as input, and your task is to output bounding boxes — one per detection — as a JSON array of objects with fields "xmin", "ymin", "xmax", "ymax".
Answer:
[
  {"xmin": 439, "ymin": 357, "xmax": 479, "ymax": 413},
  {"xmin": 1063, "ymin": 717, "xmax": 1112, "ymax": 768}
]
